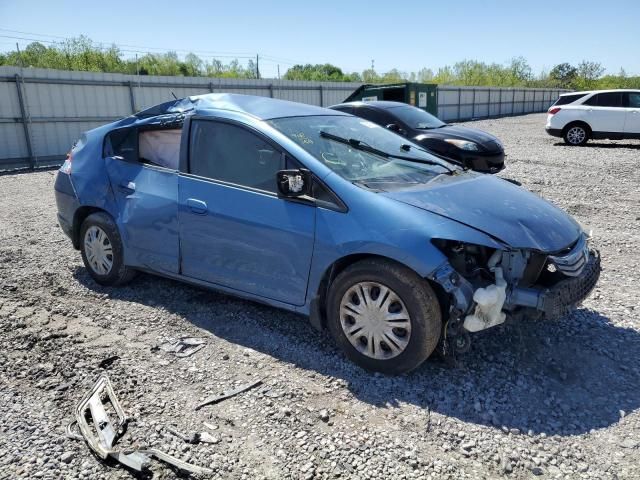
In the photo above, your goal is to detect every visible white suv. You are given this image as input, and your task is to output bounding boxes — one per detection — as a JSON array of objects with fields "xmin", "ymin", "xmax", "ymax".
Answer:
[{"xmin": 545, "ymin": 89, "xmax": 640, "ymax": 145}]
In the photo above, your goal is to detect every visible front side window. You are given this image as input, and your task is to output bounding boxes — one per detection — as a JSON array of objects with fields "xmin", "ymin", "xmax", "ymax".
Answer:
[
  {"xmin": 268, "ymin": 115, "xmax": 450, "ymax": 190},
  {"xmin": 354, "ymin": 107, "xmax": 393, "ymax": 127},
  {"xmin": 189, "ymin": 120, "xmax": 282, "ymax": 193},
  {"xmin": 626, "ymin": 92, "xmax": 640, "ymax": 108},
  {"xmin": 387, "ymin": 105, "xmax": 445, "ymax": 129}
]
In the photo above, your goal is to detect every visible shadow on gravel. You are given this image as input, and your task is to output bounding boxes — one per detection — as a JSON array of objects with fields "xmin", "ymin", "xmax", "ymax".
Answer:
[
  {"xmin": 553, "ymin": 141, "xmax": 640, "ymax": 150},
  {"xmin": 75, "ymin": 268, "xmax": 640, "ymax": 437}
]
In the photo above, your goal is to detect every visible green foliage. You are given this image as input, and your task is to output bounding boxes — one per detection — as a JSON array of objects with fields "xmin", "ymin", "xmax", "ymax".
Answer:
[
  {"xmin": 283, "ymin": 63, "xmax": 360, "ymax": 82},
  {"xmin": 0, "ymin": 36, "xmax": 258, "ymax": 79},
  {"xmin": 1, "ymin": 37, "xmax": 639, "ymax": 89}
]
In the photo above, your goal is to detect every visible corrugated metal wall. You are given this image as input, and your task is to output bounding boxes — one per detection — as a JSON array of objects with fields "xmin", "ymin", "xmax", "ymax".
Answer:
[
  {"xmin": 0, "ymin": 67, "xmax": 566, "ymax": 171},
  {"xmin": 437, "ymin": 86, "xmax": 568, "ymax": 122}
]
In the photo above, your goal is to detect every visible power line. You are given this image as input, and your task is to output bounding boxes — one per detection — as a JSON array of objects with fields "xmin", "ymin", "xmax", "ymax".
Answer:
[{"xmin": 0, "ymin": 28, "xmax": 307, "ymax": 65}]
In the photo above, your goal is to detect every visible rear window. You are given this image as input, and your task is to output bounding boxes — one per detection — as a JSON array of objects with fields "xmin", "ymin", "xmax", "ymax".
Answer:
[{"xmin": 553, "ymin": 93, "xmax": 588, "ymax": 106}]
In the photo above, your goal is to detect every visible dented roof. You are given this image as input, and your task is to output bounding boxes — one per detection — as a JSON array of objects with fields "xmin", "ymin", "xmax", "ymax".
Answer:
[{"xmin": 135, "ymin": 93, "xmax": 349, "ymax": 121}]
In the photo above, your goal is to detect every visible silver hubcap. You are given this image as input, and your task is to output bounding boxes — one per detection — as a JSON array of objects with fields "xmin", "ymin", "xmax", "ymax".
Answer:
[
  {"xmin": 339, "ymin": 282, "xmax": 412, "ymax": 360},
  {"xmin": 84, "ymin": 226, "xmax": 113, "ymax": 275},
  {"xmin": 567, "ymin": 126, "xmax": 586, "ymax": 144}
]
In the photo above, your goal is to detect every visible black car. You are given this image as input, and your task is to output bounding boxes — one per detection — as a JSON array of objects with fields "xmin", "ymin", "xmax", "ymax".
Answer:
[{"xmin": 330, "ymin": 101, "xmax": 505, "ymax": 173}]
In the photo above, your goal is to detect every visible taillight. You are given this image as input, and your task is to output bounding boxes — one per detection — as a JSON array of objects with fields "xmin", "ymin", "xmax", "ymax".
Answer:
[
  {"xmin": 60, "ymin": 152, "xmax": 72, "ymax": 174},
  {"xmin": 548, "ymin": 107, "xmax": 561, "ymax": 115}
]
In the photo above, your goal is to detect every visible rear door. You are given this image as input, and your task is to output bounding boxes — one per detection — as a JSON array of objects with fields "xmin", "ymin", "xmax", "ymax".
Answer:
[
  {"xmin": 623, "ymin": 92, "xmax": 640, "ymax": 134},
  {"xmin": 582, "ymin": 92, "xmax": 625, "ymax": 133},
  {"xmin": 103, "ymin": 127, "xmax": 180, "ymax": 274},
  {"xmin": 178, "ymin": 118, "xmax": 316, "ymax": 306}
]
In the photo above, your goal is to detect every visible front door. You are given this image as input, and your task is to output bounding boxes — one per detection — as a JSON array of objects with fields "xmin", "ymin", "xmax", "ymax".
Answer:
[
  {"xmin": 178, "ymin": 118, "xmax": 316, "ymax": 306},
  {"xmin": 583, "ymin": 92, "xmax": 625, "ymax": 133},
  {"xmin": 624, "ymin": 92, "xmax": 640, "ymax": 134},
  {"xmin": 103, "ymin": 127, "xmax": 180, "ymax": 274}
]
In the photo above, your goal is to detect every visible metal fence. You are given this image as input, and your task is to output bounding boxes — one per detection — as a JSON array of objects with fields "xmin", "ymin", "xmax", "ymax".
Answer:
[
  {"xmin": 437, "ymin": 86, "xmax": 568, "ymax": 122},
  {"xmin": 0, "ymin": 67, "xmax": 567, "ymax": 171}
]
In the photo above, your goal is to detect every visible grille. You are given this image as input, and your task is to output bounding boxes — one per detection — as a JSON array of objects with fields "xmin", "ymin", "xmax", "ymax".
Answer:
[{"xmin": 548, "ymin": 234, "xmax": 589, "ymax": 277}]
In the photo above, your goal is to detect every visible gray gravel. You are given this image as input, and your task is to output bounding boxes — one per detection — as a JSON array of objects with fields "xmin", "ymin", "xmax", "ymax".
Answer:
[{"xmin": 1, "ymin": 112, "xmax": 639, "ymax": 479}]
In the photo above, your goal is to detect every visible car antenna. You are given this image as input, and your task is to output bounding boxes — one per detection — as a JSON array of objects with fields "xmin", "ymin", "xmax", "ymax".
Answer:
[{"xmin": 170, "ymin": 91, "xmax": 178, "ymax": 100}]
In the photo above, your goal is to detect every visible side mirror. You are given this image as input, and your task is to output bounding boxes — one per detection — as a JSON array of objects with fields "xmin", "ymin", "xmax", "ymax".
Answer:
[
  {"xmin": 386, "ymin": 123, "xmax": 406, "ymax": 136},
  {"xmin": 276, "ymin": 169, "xmax": 312, "ymax": 198}
]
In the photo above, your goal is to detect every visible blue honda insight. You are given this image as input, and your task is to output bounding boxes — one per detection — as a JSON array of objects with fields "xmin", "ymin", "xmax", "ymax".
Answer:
[{"xmin": 54, "ymin": 94, "xmax": 600, "ymax": 374}]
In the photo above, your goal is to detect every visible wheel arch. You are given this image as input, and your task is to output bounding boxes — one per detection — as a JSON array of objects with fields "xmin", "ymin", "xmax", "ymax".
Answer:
[
  {"xmin": 72, "ymin": 206, "xmax": 110, "ymax": 249},
  {"xmin": 562, "ymin": 120, "xmax": 592, "ymax": 137},
  {"xmin": 310, "ymin": 253, "xmax": 443, "ymax": 331}
]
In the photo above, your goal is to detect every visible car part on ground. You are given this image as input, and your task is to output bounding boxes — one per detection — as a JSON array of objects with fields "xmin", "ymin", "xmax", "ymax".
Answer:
[
  {"xmin": 69, "ymin": 374, "xmax": 212, "ymax": 475},
  {"xmin": 54, "ymin": 93, "xmax": 600, "ymax": 375},
  {"xmin": 329, "ymin": 101, "xmax": 506, "ymax": 173},
  {"xmin": 195, "ymin": 379, "xmax": 263, "ymax": 410},
  {"xmin": 155, "ymin": 336, "xmax": 206, "ymax": 357}
]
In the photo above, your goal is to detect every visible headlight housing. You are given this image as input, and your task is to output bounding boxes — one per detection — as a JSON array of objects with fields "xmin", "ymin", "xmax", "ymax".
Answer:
[{"xmin": 444, "ymin": 139, "xmax": 480, "ymax": 151}]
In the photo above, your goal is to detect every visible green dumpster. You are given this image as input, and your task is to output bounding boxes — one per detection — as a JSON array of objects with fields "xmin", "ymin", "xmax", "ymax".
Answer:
[{"xmin": 344, "ymin": 82, "xmax": 438, "ymax": 116}]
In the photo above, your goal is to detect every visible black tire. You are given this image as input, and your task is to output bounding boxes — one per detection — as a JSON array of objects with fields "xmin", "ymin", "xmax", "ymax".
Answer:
[
  {"xmin": 326, "ymin": 259, "xmax": 442, "ymax": 374},
  {"xmin": 79, "ymin": 212, "xmax": 136, "ymax": 286},
  {"xmin": 563, "ymin": 123, "xmax": 589, "ymax": 146}
]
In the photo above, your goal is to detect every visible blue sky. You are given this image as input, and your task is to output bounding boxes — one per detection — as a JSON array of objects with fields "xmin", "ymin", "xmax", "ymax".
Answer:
[{"xmin": 1, "ymin": 0, "xmax": 638, "ymax": 78}]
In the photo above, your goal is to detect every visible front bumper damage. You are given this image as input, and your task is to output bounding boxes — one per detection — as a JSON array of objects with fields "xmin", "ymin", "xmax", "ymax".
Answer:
[{"xmin": 431, "ymin": 234, "xmax": 601, "ymax": 352}]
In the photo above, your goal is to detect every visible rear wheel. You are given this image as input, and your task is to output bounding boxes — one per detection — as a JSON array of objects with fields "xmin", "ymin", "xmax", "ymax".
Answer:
[
  {"xmin": 326, "ymin": 259, "xmax": 442, "ymax": 374},
  {"xmin": 563, "ymin": 124, "xmax": 589, "ymax": 145},
  {"xmin": 80, "ymin": 212, "xmax": 136, "ymax": 286}
]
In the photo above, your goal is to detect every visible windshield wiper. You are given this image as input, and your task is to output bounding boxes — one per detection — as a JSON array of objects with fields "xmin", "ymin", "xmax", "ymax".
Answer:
[{"xmin": 319, "ymin": 131, "xmax": 454, "ymax": 174}]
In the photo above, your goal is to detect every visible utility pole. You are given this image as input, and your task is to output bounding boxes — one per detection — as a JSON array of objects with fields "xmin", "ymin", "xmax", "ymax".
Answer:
[
  {"xmin": 277, "ymin": 64, "xmax": 280, "ymax": 80},
  {"xmin": 16, "ymin": 43, "xmax": 24, "ymax": 67},
  {"xmin": 371, "ymin": 59, "xmax": 374, "ymax": 71},
  {"xmin": 256, "ymin": 54, "xmax": 260, "ymax": 79}
]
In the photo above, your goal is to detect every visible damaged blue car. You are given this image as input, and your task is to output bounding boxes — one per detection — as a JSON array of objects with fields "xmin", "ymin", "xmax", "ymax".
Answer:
[{"xmin": 54, "ymin": 94, "xmax": 601, "ymax": 374}]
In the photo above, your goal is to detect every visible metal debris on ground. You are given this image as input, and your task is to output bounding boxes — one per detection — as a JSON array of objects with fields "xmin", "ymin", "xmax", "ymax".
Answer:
[
  {"xmin": 157, "ymin": 337, "xmax": 206, "ymax": 357},
  {"xmin": 69, "ymin": 374, "xmax": 212, "ymax": 475},
  {"xmin": 98, "ymin": 355, "xmax": 119, "ymax": 369},
  {"xmin": 195, "ymin": 379, "xmax": 263, "ymax": 411}
]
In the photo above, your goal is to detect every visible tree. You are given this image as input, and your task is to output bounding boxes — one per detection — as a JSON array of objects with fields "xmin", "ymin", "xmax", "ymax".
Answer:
[
  {"xmin": 548, "ymin": 63, "xmax": 578, "ymax": 88},
  {"xmin": 574, "ymin": 60, "xmax": 605, "ymax": 89},
  {"xmin": 283, "ymin": 63, "xmax": 353, "ymax": 82}
]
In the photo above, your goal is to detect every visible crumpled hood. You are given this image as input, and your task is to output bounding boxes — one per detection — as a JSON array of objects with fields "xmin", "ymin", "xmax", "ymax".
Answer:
[{"xmin": 381, "ymin": 173, "xmax": 581, "ymax": 252}]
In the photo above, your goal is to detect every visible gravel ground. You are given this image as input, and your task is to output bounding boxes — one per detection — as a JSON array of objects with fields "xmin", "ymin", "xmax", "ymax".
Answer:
[{"xmin": 1, "ymin": 112, "xmax": 639, "ymax": 480}]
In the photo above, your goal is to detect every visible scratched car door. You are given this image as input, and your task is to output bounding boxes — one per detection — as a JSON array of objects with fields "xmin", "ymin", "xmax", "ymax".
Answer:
[{"xmin": 103, "ymin": 127, "xmax": 180, "ymax": 274}]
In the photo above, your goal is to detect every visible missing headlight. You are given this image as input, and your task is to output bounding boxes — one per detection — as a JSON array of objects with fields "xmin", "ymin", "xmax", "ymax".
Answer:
[{"xmin": 432, "ymin": 239, "xmax": 496, "ymax": 281}]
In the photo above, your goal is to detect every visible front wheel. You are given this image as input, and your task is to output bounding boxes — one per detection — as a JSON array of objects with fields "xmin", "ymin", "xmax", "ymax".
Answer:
[
  {"xmin": 563, "ymin": 124, "xmax": 589, "ymax": 145},
  {"xmin": 326, "ymin": 259, "xmax": 442, "ymax": 374},
  {"xmin": 80, "ymin": 212, "xmax": 136, "ymax": 286}
]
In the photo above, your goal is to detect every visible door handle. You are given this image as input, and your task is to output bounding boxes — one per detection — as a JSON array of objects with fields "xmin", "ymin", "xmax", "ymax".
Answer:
[
  {"xmin": 118, "ymin": 181, "xmax": 136, "ymax": 194},
  {"xmin": 186, "ymin": 198, "xmax": 208, "ymax": 215}
]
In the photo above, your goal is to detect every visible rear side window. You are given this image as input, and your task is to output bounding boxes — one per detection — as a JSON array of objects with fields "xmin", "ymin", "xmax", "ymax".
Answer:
[
  {"xmin": 354, "ymin": 107, "xmax": 394, "ymax": 127},
  {"xmin": 189, "ymin": 120, "xmax": 283, "ymax": 193},
  {"xmin": 103, "ymin": 128, "xmax": 137, "ymax": 162},
  {"xmin": 583, "ymin": 92, "xmax": 623, "ymax": 107},
  {"xmin": 553, "ymin": 93, "xmax": 588, "ymax": 106}
]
